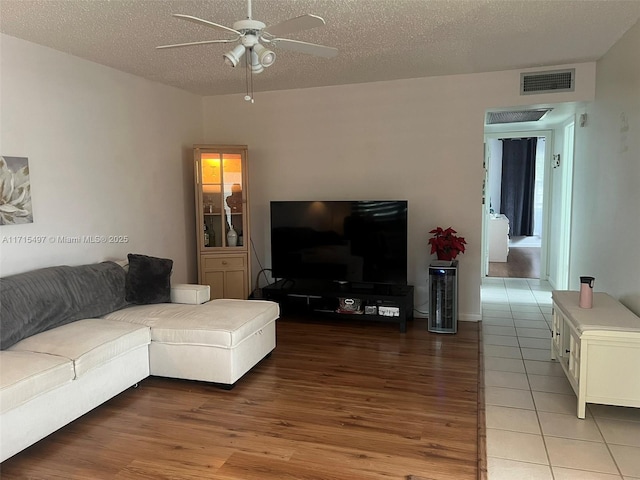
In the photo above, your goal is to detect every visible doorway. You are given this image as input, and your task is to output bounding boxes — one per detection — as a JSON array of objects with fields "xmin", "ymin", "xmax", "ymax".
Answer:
[
  {"xmin": 483, "ymin": 131, "xmax": 552, "ymax": 280},
  {"xmin": 550, "ymin": 119, "xmax": 575, "ymax": 289}
]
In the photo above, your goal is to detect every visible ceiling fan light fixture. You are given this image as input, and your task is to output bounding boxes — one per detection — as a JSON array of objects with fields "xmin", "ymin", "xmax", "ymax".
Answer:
[
  {"xmin": 250, "ymin": 50, "xmax": 264, "ymax": 74},
  {"xmin": 160, "ymin": 2, "xmax": 338, "ymax": 101},
  {"xmin": 253, "ymin": 43, "xmax": 276, "ymax": 67},
  {"xmin": 223, "ymin": 44, "xmax": 246, "ymax": 67}
]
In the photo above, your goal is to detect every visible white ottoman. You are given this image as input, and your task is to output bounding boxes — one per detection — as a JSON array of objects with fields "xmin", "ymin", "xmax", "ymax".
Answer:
[{"xmin": 104, "ymin": 299, "xmax": 278, "ymax": 386}]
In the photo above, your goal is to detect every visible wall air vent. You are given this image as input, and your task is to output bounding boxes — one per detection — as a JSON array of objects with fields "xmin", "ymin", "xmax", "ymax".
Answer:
[
  {"xmin": 486, "ymin": 109, "xmax": 553, "ymax": 125},
  {"xmin": 520, "ymin": 69, "xmax": 575, "ymax": 95}
]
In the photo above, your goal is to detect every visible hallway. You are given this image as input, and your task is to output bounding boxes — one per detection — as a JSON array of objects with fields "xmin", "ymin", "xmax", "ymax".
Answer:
[
  {"xmin": 488, "ymin": 235, "xmax": 541, "ymax": 278},
  {"xmin": 488, "ymin": 247, "xmax": 540, "ymax": 278}
]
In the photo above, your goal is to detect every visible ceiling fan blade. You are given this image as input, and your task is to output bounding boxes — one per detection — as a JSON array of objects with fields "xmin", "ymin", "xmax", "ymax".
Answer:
[
  {"xmin": 271, "ymin": 38, "xmax": 338, "ymax": 58},
  {"xmin": 156, "ymin": 38, "xmax": 238, "ymax": 50},
  {"xmin": 172, "ymin": 14, "xmax": 241, "ymax": 36},
  {"xmin": 264, "ymin": 14, "xmax": 326, "ymax": 37}
]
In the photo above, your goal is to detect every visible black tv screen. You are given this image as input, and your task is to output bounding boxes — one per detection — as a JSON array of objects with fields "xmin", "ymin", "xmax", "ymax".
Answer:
[{"xmin": 270, "ymin": 200, "xmax": 408, "ymax": 285}]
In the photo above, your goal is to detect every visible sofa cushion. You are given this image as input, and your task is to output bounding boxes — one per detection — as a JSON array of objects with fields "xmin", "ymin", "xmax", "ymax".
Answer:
[
  {"xmin": 0, "ymin": 261, "xmax": 129, "ymax": 350},
  {"xmin": 8, "ymin": 319, "xmax": 151, "ymax": 378},
  {"xmin": 125, "ymin": 254, "xmax": 173, "ymax": 305},
  {"xmin": 103, "ymin": 299, "xmax": 279, "ymax": 348},
  {"xmin": 0, "ymin": 351, "xmax": 75, "ymax": 414}
]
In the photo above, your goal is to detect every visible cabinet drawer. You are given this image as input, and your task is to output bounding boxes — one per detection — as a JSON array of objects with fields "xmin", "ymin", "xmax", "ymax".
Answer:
[{"xmin": 203, "ymin": 256, "xmax": 246, "ymax": 270}]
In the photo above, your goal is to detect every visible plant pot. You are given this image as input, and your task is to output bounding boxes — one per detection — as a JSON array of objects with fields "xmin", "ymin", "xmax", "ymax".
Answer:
[{"xmin": 437, "ymin": 251, "xmax": 455, "ymax": 261}]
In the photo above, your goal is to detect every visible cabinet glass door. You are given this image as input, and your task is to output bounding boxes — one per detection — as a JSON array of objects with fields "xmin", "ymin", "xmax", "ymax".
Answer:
[
  {"xmin": 221, "ymin": 153, "xmax": 244, "ymax": 248},
  {"xmin": 200, "ymin": 151, "xmax": 245, "ymax": 249},
  {"xmin": 201, "ymin": 153, "xmax": 223, "ymax": 247}
]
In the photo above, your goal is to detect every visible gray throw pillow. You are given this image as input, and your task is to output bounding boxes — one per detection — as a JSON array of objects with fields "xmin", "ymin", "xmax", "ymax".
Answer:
[{"xmin": 125, "ymin": 253, "xmax": 173, "ymax": 304}]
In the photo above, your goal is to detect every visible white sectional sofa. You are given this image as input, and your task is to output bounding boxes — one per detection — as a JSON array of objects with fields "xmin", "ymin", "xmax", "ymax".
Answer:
[{"xmin": 0, "ymin": 257, "xmax": 278, "ymax": 462}]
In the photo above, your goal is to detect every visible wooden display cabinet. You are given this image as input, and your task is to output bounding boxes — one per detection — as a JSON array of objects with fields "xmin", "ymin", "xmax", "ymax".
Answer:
[{"xmin": 194, "ymin": 145, "xmax": 250, "ymax": 299}]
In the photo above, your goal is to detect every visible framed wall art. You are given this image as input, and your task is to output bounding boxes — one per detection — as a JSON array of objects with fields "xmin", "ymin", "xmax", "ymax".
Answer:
[{"xmin": 1, "ymin": 156, "xmax": 33, "ymax": 225}]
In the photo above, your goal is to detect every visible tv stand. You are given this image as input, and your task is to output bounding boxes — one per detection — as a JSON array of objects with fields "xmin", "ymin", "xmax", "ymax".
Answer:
[{"xmin": 262, "ymin": 279, "xmax": 414, "ymax": 332}]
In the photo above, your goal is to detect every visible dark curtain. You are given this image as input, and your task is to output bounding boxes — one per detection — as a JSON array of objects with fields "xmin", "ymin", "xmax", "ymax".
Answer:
[{"xmin": 500, "ymin": 138, "xmax": 537, "ymax": 236}]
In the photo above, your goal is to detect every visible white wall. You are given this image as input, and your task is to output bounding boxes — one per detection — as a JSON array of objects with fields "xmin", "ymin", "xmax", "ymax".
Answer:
[
  {"xmin": 570, "ymin": 21, "xmax": 640, "ymax": 314},
  {"xmin": 202, "ymin": 63, "xmax": 596, "ymax": 320},
  {"xmin": 546, "ymin": 122, "xmax": 567, "ymax": 288},
  {"xmin": 533, "ymin": 138, "xmax": 546, "ymax": 238},
  {"xmin": 488, "ymin": 138, "xmax": 503, "ymax": 213},
  {"xmin": 0, "ymin": 31, "xmax": 611, "ymax": 321},
  {"xmin": 0, "ymin": 35, "xmax": 203, "ymax": 282}
]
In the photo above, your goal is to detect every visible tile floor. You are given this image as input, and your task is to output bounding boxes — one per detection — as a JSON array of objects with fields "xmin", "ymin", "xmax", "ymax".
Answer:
[{"xmin": 482, "ymin": 277, "xmax": 640, "ymax": 480}]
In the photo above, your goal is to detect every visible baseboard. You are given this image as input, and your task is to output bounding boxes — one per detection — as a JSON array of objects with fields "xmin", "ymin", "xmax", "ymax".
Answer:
[{"xmin": 460, "ymin": 313, "xmax": 482, "ymax": 322}]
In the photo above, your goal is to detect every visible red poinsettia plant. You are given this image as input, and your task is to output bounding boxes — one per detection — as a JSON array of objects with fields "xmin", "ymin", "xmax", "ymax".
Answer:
[{"xmin": 428, "ymin": 227, "xmax": 467, "ymax": 261}]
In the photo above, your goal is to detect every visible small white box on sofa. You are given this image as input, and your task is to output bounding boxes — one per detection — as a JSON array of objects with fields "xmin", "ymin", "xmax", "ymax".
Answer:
[{"xmin": 170, "ymin": 283, "xmax": 210, "ymax": 305}]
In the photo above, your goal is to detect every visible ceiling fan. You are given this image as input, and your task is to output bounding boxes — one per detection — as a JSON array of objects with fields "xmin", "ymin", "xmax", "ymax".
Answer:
[{"xmin": 157, "ymin": 0, "xmax": 338, "ymax": 102}]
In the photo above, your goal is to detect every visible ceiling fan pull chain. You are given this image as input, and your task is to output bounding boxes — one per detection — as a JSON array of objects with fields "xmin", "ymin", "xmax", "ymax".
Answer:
[
  {"xmin": 244, "ymin": 49, "xmax": 254, "ymax": 103},
  {"xmin": 249, "ymin": 53, "xmax": 255, "ymax": 103}
]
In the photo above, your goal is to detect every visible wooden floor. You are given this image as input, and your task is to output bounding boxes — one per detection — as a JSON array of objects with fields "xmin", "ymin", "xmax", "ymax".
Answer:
[
  {"xmin": 488, "ymin": 247, "xmax": 540, "ymax": 278},
  {"xmin": 1, "ymin": 317, "xmax": 480, "ymax": 480}
]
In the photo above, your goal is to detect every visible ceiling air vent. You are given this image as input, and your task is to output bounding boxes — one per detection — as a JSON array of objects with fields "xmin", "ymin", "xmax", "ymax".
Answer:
[
  {"xmin": 486, "ymin": 109, "xmax": 553, "ymax": 125},
  {"xmin": 520, "ymin": 69, "xmax": 575, "ymax": 95}
]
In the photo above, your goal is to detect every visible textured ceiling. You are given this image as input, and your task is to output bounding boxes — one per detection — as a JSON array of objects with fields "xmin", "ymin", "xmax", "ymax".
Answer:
[{"xmin": 1, "ymin": 0, "xmax": 639, "ymax": 97}]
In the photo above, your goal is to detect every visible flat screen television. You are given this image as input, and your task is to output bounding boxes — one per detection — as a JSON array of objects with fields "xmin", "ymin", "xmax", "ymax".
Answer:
[{"xmin": 270, "ymin": 200, "xmax": 408, "ymax": 285}]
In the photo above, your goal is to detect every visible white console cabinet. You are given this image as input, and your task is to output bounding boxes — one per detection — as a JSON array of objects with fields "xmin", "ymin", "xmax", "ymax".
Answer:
[
  {"xmin": 488, "ymin": 214, "xmax": 509, "ymax": 262},
  {"xmin": 551, "ymin": 291, "xmax": 640, "ymax": 418}
]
